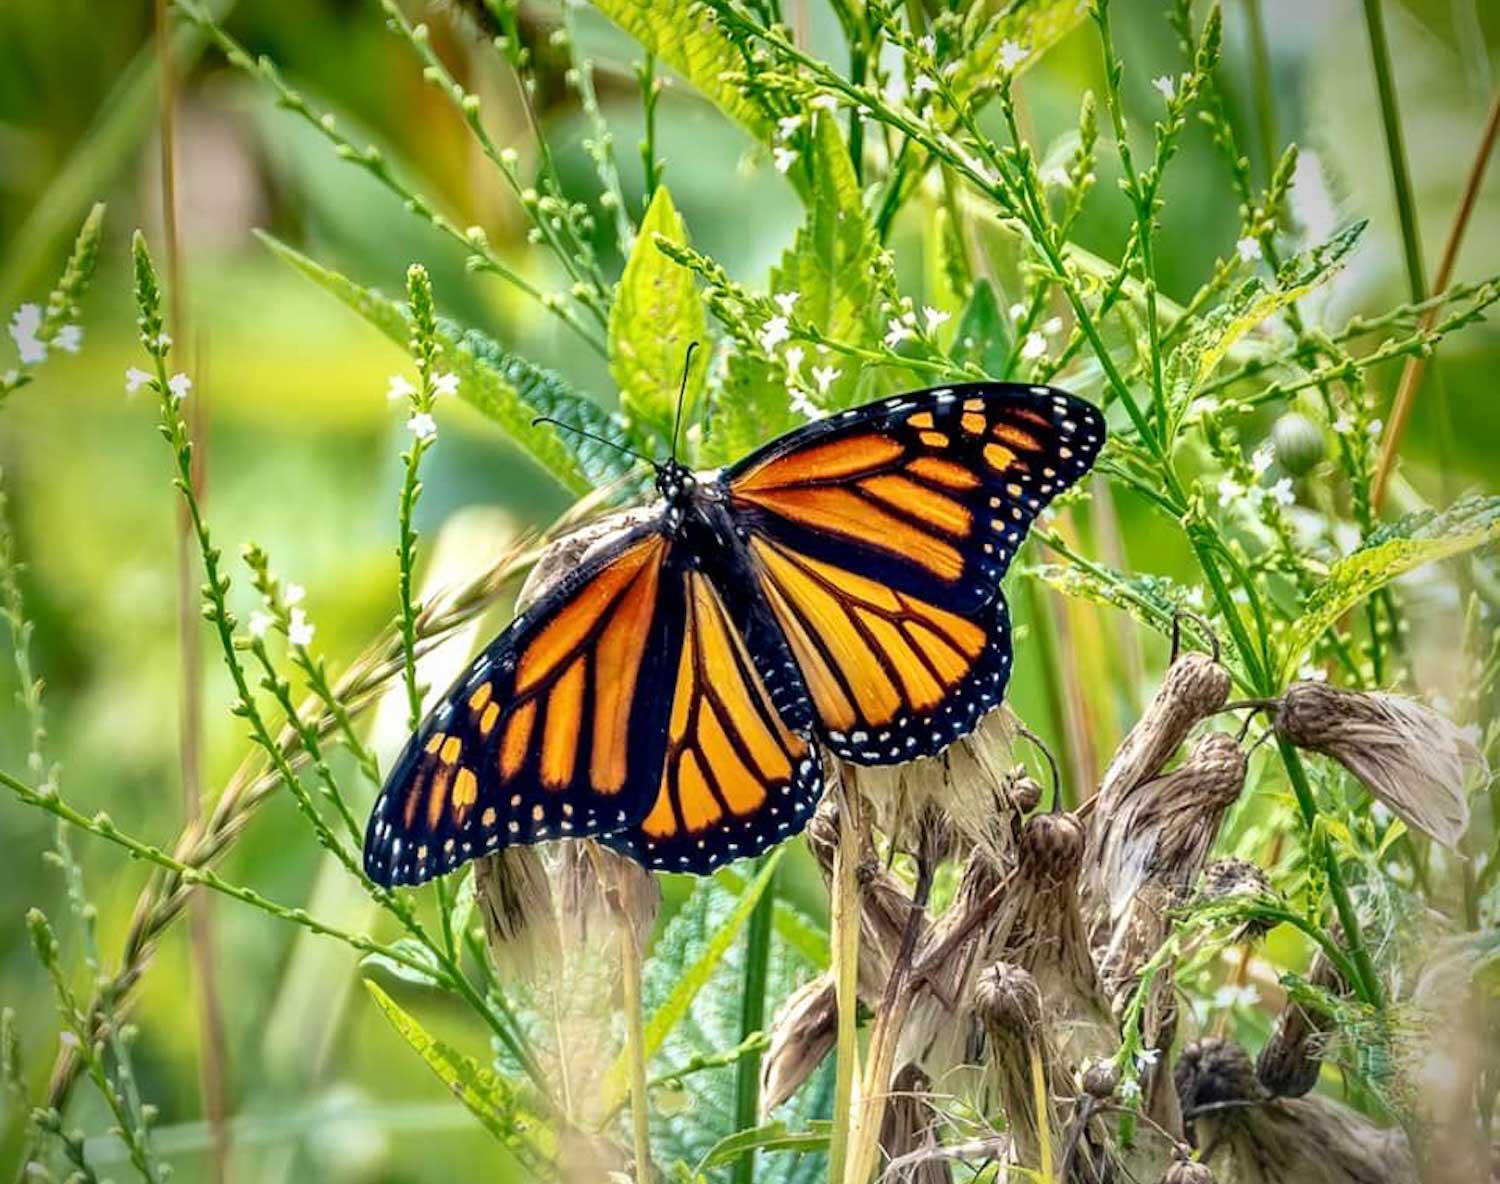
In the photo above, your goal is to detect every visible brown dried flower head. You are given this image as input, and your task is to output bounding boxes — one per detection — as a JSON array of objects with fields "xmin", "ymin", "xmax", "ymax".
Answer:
[
  {"xmin": 474, "ymin": 846, "xmax": 561, "ymax": 984},
  {"xmin": 1275, "ymin": 681, "xmax": 1484, "ymax": 849},
  {"xmin": 1198, "ymin": 858, "xmax": 1278, "ymax": 942},
  {"xmin": 1021, "ymin": 810, "xmax": 1085, "ymax": 885},
  {"xmin": 760, "ymin": 974, "xmax": 838, "ymax": 1115},
  {"xmin": 878, "ymin": 1063, "xmax": 953, "ymax": 1184},
  {"xmin": 975, "ymin": 961, "xmax": 1043, "ymax": 1037},
  {"xmin": 1162, "ymin": 1160, "xmax": 1216, "ymax": 1184}
]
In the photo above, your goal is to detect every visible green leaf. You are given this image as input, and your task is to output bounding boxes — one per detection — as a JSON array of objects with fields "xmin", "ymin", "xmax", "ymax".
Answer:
[
  {"xmin": 591, "ymin": 0, "xmax": 772, "ymax": 141},
  {"xmin": 1028, "ymin": 561, "xmax": 1203, "ymax": 643},
  {"xmin": 706, "ymin": 115, "xmax": 891, "ymax": 464},
  {"xmin": 610, "ymin": 186, "xmax": 708, "ymax": 447},
  {"xmin": 363, "ymin": 981, "xmax": 550, "ymax": 1158},
  {"xmin": 955, "ymin": 1, "xmax": 1089, "ymax": 99},
  {"xmin": 693, "ymin": 1120, "xmax": 831, "ymax": 1175},
  {"xmin": 951, "ymin": 278, "xmax": 1011, "ymax": 377},
  {"xmin": 359, "ymin": 938, "xmax": 444, "ymax": 989},
  {"xmin": 259, "ymin": 231, "xmax": 640, "ymax": 494},
  {"xmin": 606, "ymin": 849, "xmax": 784, "ymax": 1106},
  {"xmin": 1280, "ymin": 494, "xmax": 1500, "ymax": 679}
]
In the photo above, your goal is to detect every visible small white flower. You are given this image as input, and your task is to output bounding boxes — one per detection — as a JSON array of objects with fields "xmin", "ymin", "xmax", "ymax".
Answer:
[
  {"xmin": 1217, "ymin": 477, "xmax": 1242, "ymax": 508},
  {"xmin": 788, "ymin": 387, "xmax": 823, "ymax": 421},
  {"xmin": 884, "ymin": 318, "xmax": 916, "ymax": 349},
  {"xmin": 407, "ymin": 411, "xmax": 438, "ymax": 440},
  {"xmin": 1041, "ymin": 316, "xmax": 1064, "ymax": 336},
  {"xmin": 1212, "ymin": 983, "xmax": 1261, "ymax": 1009},
  {"xmin": 387, "ymin": 374, "xmax": 416, "ymax": 402},
  {"xmin": 1367, "ymin": 418, "xmax": 1384, "ymax": 439},
  {"xmin": 1251, "ymin": 444, "xmax": 1274, "ymax": 475},
  {"xmin": 759, "ymin": 315, "xmax": 791, "ymax": 351},
  {"xmin": 248, "ymin": 609, "xmax": 274, "ymax": 639},
  {"xmin": 783, "ymin": 346, "xmax": 805, "ymax": 376},
  {"xmin": 1185, "ymin": 585, "xmax": 1207, "ymax": 610},
  {"xmin": 1134, "ymin": 1047, "xmax": 1161, "ymax": 1072},
  {"xmin": 1020, "ymin": 331, "xmax": 1047, "ymax": 361},
  {"xmin": 923, "ymin": 306, "xmax": 950, "ymax": 333},
  {"xmin": 1297, "ymin": 661, "xmax": 1329, "ymax": 683},
  {"xmin": 916, "ymin": 34, "xmax": 935, "ymax": 56},
  {"xmin": 8, "ymin": 304, "xmax": 45, "ymax": 365},
  {"xmin": 124, "ymin": 367, "xmax": 153, "ymax": 395},
  {"xmin": 155, "ymin": 332, "xmax": 173, "ymax": 351},
  {"xmin": 811, "ymin": 364, "xmax": 840, "ymax": 394},
  {"xmin": 998, "ymin": 39, "xmax": 1029, "ymax": 71},
  {"xmin": 1332, "ymin": 414, "xmax": 1354, "ymax": 435},
  {"xmin": 773, "ymin": 146, "xmax": 798, "ymax": 173},
  {"xmin": 810, "ymin": 94, "xmax": 839, "ymax": 112},
  {"xmin": 167, "ymin": 372, "xmax": 192, "ymax": 401},
  {"xmin": 58, "ymin": 1031, "xmax": 80, "ymax": 1050},
  {"xmin": 776, "ymin": 114, "xmax": 803, "ymax": 139},
  {"xmin": 1152, "ymin": 75, "xmax": 1176, "ymax": 101},
  {"xmin": 283, "ymin": 582, "xmax": 306, "ymax": 606},
  {"xmin": 1236, "ymin": 236, "xmax": 1263, "ymax": 263},
  {"xmin": 774, "ymin": 291, "xmax": 800, "ymax": 316},
  {"xmin": 1008, "ymin": 302, "xmax": 1028, "ymax": 321},
  {"xmin": 287, "ymin": 607, "xmax": 316, "ymax": 647},
  {"xmin": 499, "ymin": 146, "xmax": 519, "ymax": 168},
  {"xmin": 432, "ymin": 372, "xmax": 459, "ymax": 398},
  {"xmin": 1271, "ymin": 477, "xmax": 1295, "ymax": 506},
  {"xmin": 912, "ymin": 74, "xmax": 938, "ymax": 96},
  {"xmin": 53, "ymin": 324, "xmax": 82, "ymax": 353},
  {"xmin": 1120, "ymin": 1078, "xmax": 1142, "ymax": 1105}
]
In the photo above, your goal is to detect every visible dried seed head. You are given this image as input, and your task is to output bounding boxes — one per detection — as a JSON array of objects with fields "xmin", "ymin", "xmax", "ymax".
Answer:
[
  {"xmin": 1175, "ymin": 1038, "xmax": 1264, "ymax": 1116},
  {"xmin": 1198, "ymin": 859, "xmax": 1278, "ymax": 942},
  {"xmin": 975, "ymin": 962, "xmax": 1042, "ymax": 1037},
  {"xmin": 1082, "ymin": 1059, "xmax": 1119, "ymax": 1099},
  {"xmin": 1161, "ymin": 1160, "xmax": 1216, "ymax": 1184},
  {"xmin": 1021, "ymin": 811, "xmax": 1084, "ymax": 884},
  {"xmin": 760, "ymin": 975, "xmax": 838, "ymax": 1114},
  {"xmin": 1009, "ymin": 768, "xmax": 1043, "ymax": 814},
  {"xmin": 1275, "ymin": 682, "xmax": 1483, "ymax": 848},
  {"xmin": 474, "ymin": 847, "xmax": 561, "ymax": 984},
  {"xmin": 1096, "ymin": 652, "xmax": 1232, "ymax": 808},
  {"xmin": 518, "ymin": 507, "xmax": 657, "ymax": 610},
  {"xmin": 878, "ymin": 1063, "xmax": 951, "ymax": 1184},
  {"xmin": 1256, "ymin": 927, "xmax": 1346, "ymax": 1098},
  {"xmin": 557, "ymin": 840, "xmax": 660, "ymax": 954}
]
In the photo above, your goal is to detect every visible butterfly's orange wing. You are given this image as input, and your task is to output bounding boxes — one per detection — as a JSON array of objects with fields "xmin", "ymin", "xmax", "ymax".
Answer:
[{"xmin": 723, "ymin": 383, "xmax": 1103, "ymax": 762}]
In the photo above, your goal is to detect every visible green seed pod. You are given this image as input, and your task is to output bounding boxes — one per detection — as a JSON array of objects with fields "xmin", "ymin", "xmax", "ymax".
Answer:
[{"xmin": 1271, "ymin": 412, "xmax": 1325, "ymax": 476}]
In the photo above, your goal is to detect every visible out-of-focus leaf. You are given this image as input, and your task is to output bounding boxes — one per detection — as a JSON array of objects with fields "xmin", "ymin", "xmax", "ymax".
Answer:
[
  {"xmin": 1280, "ymin": 494, "xmax": 1500, "ymax": 678},
  {"xmin": 363, "ymin": 981, "xmax": 551, "ymax": 1157},
  {"xmin": 951, "ymin": 278, "xmax": 1011, "ymax": 377},
  {"xmin": 716, "ymin": 868, "xmax": 829, "ymax": 971},
  {"xmin": 259, "ymin": 231, "xmax": 641, "ymax": 493},
  {"xmin": 693, "ymin": 1120, "xmax": 831, "ymax": 1173},
  {"xmin": 953, "ymin": 0, "xmax": 1089, "ymax": 99},
  {"xmin": 1028, "ymin": 560, "xmax": 1203, "ymax": 642},
  {"xmin": 610, "ymin": 186, "xmax": 707, "ymax": 447},
  {"xmin": 359, "ymin": 938, "xmax": 444, "ymax": 989},
  {"xmin": 591, "ymin": 0, "xmax": 772, "ymax": 140}
]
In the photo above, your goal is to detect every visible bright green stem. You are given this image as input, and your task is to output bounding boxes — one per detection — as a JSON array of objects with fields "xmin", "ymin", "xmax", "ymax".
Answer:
[
  {"xmin": 1275, "ymin": 738, "xmax": 1385, "ymax": 1011},
  {"xmin": 1360, "ymin": 0, "xmax": 1427, "ymax": 302},
  {"xmin": 732, "ymin": 854, "xmax": 777, "ymax": 1184},
  {"xmin": 1243, "ymin": 0, "xmax": 1278, "ymax": 186}
]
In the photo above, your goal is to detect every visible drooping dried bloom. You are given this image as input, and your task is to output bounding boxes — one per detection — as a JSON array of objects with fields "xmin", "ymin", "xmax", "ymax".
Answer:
[
  {"xmin": 474, "ymin": 846, "xmax": 561, "ymax": 984},
  {"xmin": 1275, "ymin": 682, "xmax": 1483, "ymax": 848},
  {"xmin": 1162, "ymin": 1159, "xmax": 1215, "ymax": 1184},
  {"xmin": 1094, "ymin": 652, "xmax": 1232, "ymax": 809},
  {"xmin": 878, "ymin": 1063, "xmax": 954, "ymax": 1184},
  {"xmin": 1256, "ymin": 929, "xmax": 1345, "ymax": 1098},
  {"xmin": 1176, "ymin": 1038, "xmax": 1415, "ymax": 1184},
  {"xmin": 760, "ymin": 973, "xmax": 838, "ymax": 1114},
  {"xmin": 1086, "ymin": 731, "xmax": 1248, "ymax": 1008},
  {"xmin": 1197, "ymin": 859, "xmax": 1279, "ymax": 943}
]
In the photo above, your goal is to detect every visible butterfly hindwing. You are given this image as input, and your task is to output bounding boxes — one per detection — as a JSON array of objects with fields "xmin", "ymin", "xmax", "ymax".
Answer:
[
  {"xmin": 723, "ymin": 382, "xmax": 1102, "ymax": 763},
  {"xmin": 364, "ymin": 524, "xmax": 686, "ymax": 887},
  {"xmin": 602, "ymin": 569, "xmax": 823, "ymax": 873}
]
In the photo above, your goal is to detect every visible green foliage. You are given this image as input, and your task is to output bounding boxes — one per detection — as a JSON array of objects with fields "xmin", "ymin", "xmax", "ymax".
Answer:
[{"xmin": 610, "ymin": 186, "xmax": 708, "ymax": 448}]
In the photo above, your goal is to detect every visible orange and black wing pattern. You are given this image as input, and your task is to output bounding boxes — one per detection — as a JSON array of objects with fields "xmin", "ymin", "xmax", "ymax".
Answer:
[
  {"xmin": 364, "ymin": 525, "xmax": 684, "ymax": 887},
  {"xmin": 723, "ymin": 382, "xmax": 1102, "ymax": 763},
  {"xmin": 603, "ymin": 570, "xmax": 822, "ymax": 873}
]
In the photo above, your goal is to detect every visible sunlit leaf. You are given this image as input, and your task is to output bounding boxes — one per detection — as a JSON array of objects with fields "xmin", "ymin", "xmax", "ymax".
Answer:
[
  {"xmin": 694, "ymin": 1119, "xmax": 831, "ymax": 1174},
  {"xmin": 359, "ymin": 938, "xmax": 443, "ymax": 989},
  {"xmin": 363, "ymin": 981, "xmax": 551, "ymax": 1158},
  {"xmin": 611, "ymin": 186, "xmax": 708, "ymax": 447},
  {"xmin": 1028, "ymin": 560, "xmax": 1203, "ymax": 642},
  {"xmin": 1280, "ymin": 494, "xmax": 1500, "ymax": 679}
]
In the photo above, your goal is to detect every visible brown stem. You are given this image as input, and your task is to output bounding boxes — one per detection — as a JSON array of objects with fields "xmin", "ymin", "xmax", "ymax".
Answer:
[{"xmin": 1371, "ymin": 91, "xmax": 1500, "ymax": 510}]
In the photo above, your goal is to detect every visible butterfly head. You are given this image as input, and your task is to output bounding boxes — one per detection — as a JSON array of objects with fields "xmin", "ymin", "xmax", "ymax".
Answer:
[{"xmin": 655, "ymin": 458, "xmax": 696, "ymax": 505}]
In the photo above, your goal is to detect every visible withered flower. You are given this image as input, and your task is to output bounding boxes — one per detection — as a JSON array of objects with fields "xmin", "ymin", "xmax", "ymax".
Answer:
[
  {"xmin": 1197, "ymin": 859, "xmax": 1279, "ymax": 943},
  {"xmin": 474, "ymin": 846, "xmax": 561, "ymax": 985},
  {"xmin": 1162, "ymin": 1159, "xmax": 1215, "ymax": 1184},
  {"xmin": 1275, "ymin": 681, "xmax": 1483, "ymax": 849},
  {"xmin": 878, "ymin": 1063, "xmax": 954, "ymax": 1184},
  {"xmin": 1255, "ymin": 929, "xmax": 1345, "ymax": 1099},
  {"xmin": 759, "ymin": 974, "xmax": 837, "ymax": 1114},
  {"xmin": 1176, "ymin": 1038, "xmax": 1415, "ymax": 1184}
]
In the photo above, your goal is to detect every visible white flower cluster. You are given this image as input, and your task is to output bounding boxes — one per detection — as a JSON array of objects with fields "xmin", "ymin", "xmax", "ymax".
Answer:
[
  {"xmin": 755, "ymin": 291, "xmax": 843, "ymax": 422},
  {"xmin": 8, "ymin": 303, "xmax": 81, "ymax": 368}
]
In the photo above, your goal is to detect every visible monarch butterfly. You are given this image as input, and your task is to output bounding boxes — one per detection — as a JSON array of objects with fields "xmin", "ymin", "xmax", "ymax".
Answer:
[{"xmin": 364, "ymin": 380, "xmax": 1104, "ymax": 886}]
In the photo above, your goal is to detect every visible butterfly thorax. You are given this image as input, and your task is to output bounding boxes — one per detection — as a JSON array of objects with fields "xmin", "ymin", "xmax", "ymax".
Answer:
[{"xmin": 656, "ymin": 459, "xmax": 716, "ymax": 534}]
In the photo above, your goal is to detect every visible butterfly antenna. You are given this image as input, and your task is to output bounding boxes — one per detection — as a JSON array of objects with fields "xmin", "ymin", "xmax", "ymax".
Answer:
[
  {"xmin": 531, "ymin": 416, "xmax": 659, "ymax": 470},
  {"xmin": 671, "ymin": 340, "xmax": 699, "ymax": 465}
]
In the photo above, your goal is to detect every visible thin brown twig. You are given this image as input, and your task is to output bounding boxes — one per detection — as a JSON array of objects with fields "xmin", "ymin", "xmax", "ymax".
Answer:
[{"xmin": 1372, "ymin": 91, "xmax": 1500, "ymax": 510}]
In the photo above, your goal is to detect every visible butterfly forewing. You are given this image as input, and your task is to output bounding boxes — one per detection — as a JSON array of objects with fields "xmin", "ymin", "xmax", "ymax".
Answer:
[
  {"xmin": 723, "ymin": 382, "xmax": 1102, "ymax": 762},
  {"xmin": 364, "ymin": 525, "xmax": 685, "ymax": 887},
  {"xmin": 603, "ymin": 570, "xmax": 822, "ymax": 873}
]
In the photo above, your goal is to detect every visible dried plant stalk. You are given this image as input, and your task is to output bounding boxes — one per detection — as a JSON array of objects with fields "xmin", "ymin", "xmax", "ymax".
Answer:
[
  {"xmin": 877, "ymin": 1063, "xmax": 954, "ymax": 1184},
  {"xmin": 1256, "ymin": 927, "xmax": 1345, "ymax": 1099}
]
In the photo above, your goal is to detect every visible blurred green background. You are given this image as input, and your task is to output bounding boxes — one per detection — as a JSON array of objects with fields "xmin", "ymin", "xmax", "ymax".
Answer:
[{"xmin": 1, "ymin": 1, "xmax": 1497, "ymax": 1179}]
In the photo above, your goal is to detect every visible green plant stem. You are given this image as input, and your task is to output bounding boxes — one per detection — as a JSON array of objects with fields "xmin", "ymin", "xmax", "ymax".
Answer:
[
  {"xmin": 1243, "ymin": 0, "xmax": 1277, "ymax": 186},
  {"xmin": 732, "ymin": 855, "xmax": 776, "ymax": 1184},
  {"xmin": 1360, "ymin": 0, "xmax": 1427, "ymax": 304}
]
